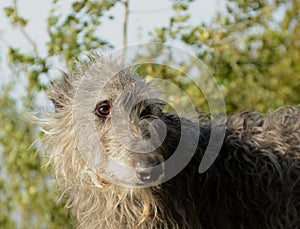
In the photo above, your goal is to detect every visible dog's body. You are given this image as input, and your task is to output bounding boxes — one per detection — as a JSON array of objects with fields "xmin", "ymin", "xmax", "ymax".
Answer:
[{"xmin": 43, "ymin": 55, "xmax": 300, "ymax": 228}]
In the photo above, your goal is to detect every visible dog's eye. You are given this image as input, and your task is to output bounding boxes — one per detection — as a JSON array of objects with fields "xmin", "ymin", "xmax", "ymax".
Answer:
[{"xmin": 95, "ymin": 102, "xmax": 111, "ymax": 116}]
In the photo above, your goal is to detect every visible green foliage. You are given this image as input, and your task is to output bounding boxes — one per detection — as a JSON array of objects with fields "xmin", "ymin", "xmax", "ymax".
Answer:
[
  {"xmin": 4, "ymin": 6, "xmax": 27, "ymax": 26},
  {"xmin": 0, "ymin": 85, "xmax": 74, "ymax": 228},
  {"xmin": 47, "ymin": 0, "xmax": 116, "ymax": 69},
  {"xmin": 151, "ymin": 0, "xmax": 300, "ymax": 113}
]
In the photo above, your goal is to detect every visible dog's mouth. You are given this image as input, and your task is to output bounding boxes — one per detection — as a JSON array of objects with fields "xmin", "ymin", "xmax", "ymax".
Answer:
[{"xmin": 97, "ymin": 155, "xmax": 165, "ymax": 188}]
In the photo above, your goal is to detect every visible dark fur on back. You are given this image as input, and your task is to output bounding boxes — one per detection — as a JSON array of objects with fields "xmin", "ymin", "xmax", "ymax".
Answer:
[{"xmin": 42, "ymin": 55, "xmax": 300, "ymax": 228}]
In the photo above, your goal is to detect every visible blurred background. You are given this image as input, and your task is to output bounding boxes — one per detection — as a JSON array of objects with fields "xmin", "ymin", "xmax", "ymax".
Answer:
[{"xmin": 0, "ymin": 0, "xmax": 299, "ymax": 228}]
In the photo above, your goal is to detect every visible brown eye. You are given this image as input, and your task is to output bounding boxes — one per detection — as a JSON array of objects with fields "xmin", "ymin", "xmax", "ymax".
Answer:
[{"xmin": 95, "ymin": 102, "xmax": 111, "ymax": 116}]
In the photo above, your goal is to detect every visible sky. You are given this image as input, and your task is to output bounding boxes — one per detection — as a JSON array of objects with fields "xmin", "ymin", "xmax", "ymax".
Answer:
[{"xmin": 0, "ymin": 0, "xmax": 223, "ymax": 84}]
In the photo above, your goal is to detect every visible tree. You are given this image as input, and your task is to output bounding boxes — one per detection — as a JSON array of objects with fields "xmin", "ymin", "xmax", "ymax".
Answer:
[{"xmin": 152, "ymin": 0, "xmax": 300, "ymax": 113}]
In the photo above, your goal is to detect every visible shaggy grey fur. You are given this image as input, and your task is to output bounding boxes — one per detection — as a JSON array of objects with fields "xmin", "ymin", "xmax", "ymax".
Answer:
[{"xmin": 42, "ymin": 55, "xmax": 300, "ymax": 229}]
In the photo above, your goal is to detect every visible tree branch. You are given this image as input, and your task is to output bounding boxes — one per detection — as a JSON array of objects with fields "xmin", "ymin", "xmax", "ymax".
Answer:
[
  {"xmin": 12, "ymin": 0, "xmax": 38, "ymax": 56},
  {"xmin": 122, "ymin": 0, "xmax": 129, "ymax": 60}
]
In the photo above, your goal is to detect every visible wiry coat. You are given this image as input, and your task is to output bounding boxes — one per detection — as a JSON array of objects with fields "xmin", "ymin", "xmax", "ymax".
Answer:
[{"xmin": 41, "ymin": 55, "xmax": 300, "ymax": 229}]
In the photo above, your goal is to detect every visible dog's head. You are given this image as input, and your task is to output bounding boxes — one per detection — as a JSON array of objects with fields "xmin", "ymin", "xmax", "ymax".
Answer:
[{"xmin": 49, "ymin": 57, "xmax": 171, "ymax": 187}]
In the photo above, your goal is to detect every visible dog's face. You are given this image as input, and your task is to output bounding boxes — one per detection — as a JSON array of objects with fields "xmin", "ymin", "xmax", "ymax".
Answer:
[
  {"xmin": 92, "ymin": 73, "xmax": 167, "ymax": 186},
  {"xmin": 51, "ymin": 64, "xmax": 168, "ymax": 187}
]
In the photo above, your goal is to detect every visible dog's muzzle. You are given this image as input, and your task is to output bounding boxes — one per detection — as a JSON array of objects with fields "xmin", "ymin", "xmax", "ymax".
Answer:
[{"xmin": 135, "ymin": 156, "xmax": 164, "ymax": 183}]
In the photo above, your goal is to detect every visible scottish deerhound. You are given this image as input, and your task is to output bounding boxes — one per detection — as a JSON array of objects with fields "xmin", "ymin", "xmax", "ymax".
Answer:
[{"xmin": 42, "ymin": 55, "xmax": 300, "ymax": 229}]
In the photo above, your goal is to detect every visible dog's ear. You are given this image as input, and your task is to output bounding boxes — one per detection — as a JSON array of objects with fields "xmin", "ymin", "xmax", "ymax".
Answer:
[{"xmin": 50, "ymin": 72, "xmax": 73, "ymax": 112}]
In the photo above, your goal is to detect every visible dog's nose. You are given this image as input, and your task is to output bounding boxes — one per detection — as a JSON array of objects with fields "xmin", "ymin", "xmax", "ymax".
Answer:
[
  {"xmin": 136, "ymin": 164, "xmax": 163, "ymax": 182},
  {"xmin": 136, "ymin": 158, "xmax": 164, "ymax": 183}
]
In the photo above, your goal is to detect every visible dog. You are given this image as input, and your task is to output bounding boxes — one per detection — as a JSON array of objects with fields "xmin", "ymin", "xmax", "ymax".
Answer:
[{"xmin": 42, "ymin": 54, "xmax": 300, "ymax": 228}]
